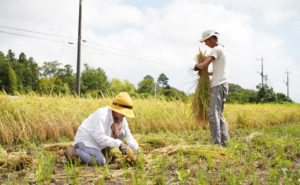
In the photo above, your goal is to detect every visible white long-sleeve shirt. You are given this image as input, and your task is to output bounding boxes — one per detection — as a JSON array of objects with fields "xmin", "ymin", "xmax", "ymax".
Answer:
[{"xmin": 73, "ymin": 106, "xmax": 139, "ymax": 151}]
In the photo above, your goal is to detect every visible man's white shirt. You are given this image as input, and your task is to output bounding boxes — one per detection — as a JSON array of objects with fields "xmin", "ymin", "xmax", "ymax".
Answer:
[
  {"xmin": 208, "ymin": 45, "xmax": 228, "ymax": 88},
  {"xmin": 73, "ymin": 106, "xmax": 139, "ymax": 151}
]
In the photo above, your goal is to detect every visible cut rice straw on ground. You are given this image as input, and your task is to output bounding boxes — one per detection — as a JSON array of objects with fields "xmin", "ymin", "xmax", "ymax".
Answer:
[
  {"xmin": 156, "ymin": 145, "xmax": 226, "ymax": 161},
  {"xmin": 192, "ymin": 49, "xmax": 211, "ymax": 129}
]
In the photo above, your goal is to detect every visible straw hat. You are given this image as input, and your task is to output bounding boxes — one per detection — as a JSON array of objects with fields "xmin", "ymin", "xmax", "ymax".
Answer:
[
  {"xmin": 109, "ymin": 92, "xmax": 135, "ymax": 118},
  {"xmin": 200, "ymin": 30, "xmax": 220, "ymax": 43}
]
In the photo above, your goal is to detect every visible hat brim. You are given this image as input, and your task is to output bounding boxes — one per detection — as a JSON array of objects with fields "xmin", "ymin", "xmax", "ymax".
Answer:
[
  {"xmin": 199, "ymin": 35, "xmax": 210, "ymax": 43},
  {"xmin": 109, "ymin": 104, "xmax": 135, "ymax": 118}
]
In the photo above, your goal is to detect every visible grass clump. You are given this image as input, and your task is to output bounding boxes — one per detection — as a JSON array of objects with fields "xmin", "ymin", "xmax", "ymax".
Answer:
[{"xmin": 192, "ymin": 49, "xmax": 210, "ymax": 129}]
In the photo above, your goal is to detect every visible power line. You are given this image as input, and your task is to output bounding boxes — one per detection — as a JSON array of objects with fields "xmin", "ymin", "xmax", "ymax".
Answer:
[
  {"xmin": 0, "ymin": 25, "xmax": 72, "ymax": 39},
  {"xmin": 86, "ymin": 39, "xmax": 175, "ymax": 63},
  {"xmin": 0, "ymin": 29, "xmax": 186, "ymax": 69},
  {"xmin": 0, "ymin": 25, "xmax": 186, "ymax": 67},
  {"xmin": 0, "ymin": 25, "xmax": 189, "ymax": 69},
  {"xmin": 82, "ymin": 43, "xmax": 187, "ymax": 68},
  {"xmin": 0, "ymin": 30, "xmax": 67, "ymax": 43}
]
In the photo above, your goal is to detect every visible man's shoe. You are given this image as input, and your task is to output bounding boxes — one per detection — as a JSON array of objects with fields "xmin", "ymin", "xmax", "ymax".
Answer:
[{"xmin": 64, "ymin": 146, "xmax": 77, "ymax": 162}]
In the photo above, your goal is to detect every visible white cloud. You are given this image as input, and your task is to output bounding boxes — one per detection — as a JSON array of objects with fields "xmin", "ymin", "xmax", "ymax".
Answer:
[
  {"xmin": 83, "ymin": 0, "xmax": 144, "ymax": 30},
  {"xmin": 0, "ymin": 0, "xmax": 299, "ymax": 102},
  {"xmin": 218, "ymin": 0, "xmax": 300, "ymax": 25}
]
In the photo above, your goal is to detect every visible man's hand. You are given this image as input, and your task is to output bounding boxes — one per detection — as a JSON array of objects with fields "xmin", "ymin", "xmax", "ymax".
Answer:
[
  {"xmin": 194, "ymin": 65, "xmax": 202, "ymax": 75},
  {"xmin": 193, "ymin": 65, "xmax": 201, "ymax": 71},
  {"xmin": 111, "ymin": 123, "xmax": 121, "ymax": 138},
  {"xmin": 196, "ymin": 56, "xmax": 215, "ymax": 70},
  {"xmin": 195, "ymin": 62, "xmax": 206, "ymax": 70},
  {"xmin": 119, "ymin": 143, "xmax": 131, "ymax": 155}
]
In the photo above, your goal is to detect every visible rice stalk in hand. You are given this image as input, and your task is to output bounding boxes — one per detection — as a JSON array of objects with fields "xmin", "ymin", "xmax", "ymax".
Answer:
[{"xmin": 192, "ymin": 49, "xmax": 210, "ymax": 129}]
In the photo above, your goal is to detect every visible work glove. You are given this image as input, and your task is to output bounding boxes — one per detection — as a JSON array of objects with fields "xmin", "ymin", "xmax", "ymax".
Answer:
[
  {"xmin": 119, "ymin": 142, "xmax": 131, "ymax": 155},
  {"xmin": 194, "ymin": 65, "xmax": 202, "ymax": 75}
]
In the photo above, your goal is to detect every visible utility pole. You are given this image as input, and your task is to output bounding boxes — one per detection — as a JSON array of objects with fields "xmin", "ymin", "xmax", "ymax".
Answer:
[
  {"xmin": 260, "ymin": 57, "xmax": 264, "ymax": 88},
  {"xmin": 257, "ymin": 57, "xmax": 264, "ymax": 88},
  {"xmin": 284, "ymin": 71, "xmax": 290, "ymax": 98},
  {"xmin": 76, "ymin": 0, "xmax": 82, "ymax": 96}
]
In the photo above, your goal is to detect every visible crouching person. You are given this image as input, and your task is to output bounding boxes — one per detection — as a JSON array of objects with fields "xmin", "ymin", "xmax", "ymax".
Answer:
[{"xmin": 64, "ymin": 92, "xmax": 139, "ymax": 165}]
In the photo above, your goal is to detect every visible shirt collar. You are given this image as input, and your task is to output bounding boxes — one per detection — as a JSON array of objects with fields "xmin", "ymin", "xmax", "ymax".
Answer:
[
  {"xmin": 108, "ymin": 108, "xmax": 114, "ymax": 127},
  {"xmin": 109, "ymin": 108, "xmax": 124, "ymax": 126}
]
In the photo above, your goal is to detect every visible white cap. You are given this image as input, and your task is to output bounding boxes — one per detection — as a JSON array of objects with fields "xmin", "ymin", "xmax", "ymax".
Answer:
[{"xmin": 200, "ymin": 30, "xmax": 220, "ymax": 43}]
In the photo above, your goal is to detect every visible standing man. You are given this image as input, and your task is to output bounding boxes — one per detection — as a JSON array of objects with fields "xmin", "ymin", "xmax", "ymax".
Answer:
[
  {"xmin": 65, "ymin": 92, "xmax": 139, "ymax": 165},
  {"xmin": 195, "ymin": 30, "xmax": 229, "ymax": 147}
]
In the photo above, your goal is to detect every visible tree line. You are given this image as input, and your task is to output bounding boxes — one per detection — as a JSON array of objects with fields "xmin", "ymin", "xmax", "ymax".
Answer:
[
  {"xmin": 0, "ymin": 49, "xmax": 293, "ymax": 103},
  {"xmin": 0, "ymin": 49, "xmax": 187, "ymax": 101},
  {"xmin": 227, "ymin": 83, "xmax": 293, "ymax": 104}
]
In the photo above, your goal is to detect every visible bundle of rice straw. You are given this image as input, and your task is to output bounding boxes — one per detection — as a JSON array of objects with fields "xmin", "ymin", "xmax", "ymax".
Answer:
[
  {"xmin": 192, "ymin": 49, "xmax": 210, "ymax": 129},
  {"xmin": 109, "ymin": 148, "xmax": 137, "ymax": 167},
  {"xmin": 6, "ymin": 152, "xmax": 36, "ymax": 170}
]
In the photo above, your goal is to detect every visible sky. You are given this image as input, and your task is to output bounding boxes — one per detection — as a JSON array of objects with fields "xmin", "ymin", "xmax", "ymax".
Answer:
[{"xmin": 0, "ymin": 0, "xmax": 299, "ymax": 102}]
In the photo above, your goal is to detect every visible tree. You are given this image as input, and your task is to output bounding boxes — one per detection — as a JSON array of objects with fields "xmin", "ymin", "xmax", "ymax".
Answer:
[
  {"xmin": 7, "ymin": 66, "xmax": 17, "ymax": 93},
  {"xmin": 137, "ymin": 75, "xmax": 155, "ymax": 95},
  {"xmin": 0, "ymin": 61, "xmax": 9, "ymax": 91},
  {"xmin": 276, "ymin": 93, "xmax": 293, "ymax": 103},
  {"xmin": 81, "ymin": 64, "xmax": 109, "ymax": 94},
  {"xmin": 144, "ymin": 75, "xmax": 154, "ymax": 81},
  {"xmin": 0, "ymin": 51, "xmax": 5, "ymax": 61},
  {"xmin": 123, "ymin": 80, "xmax": 136, "ymax": 95},
  {"xmin": 40, "ymin": 61, "xmax": 62, "ymax": 77},
  {"xmin": 256, "ymin": 84, "xmax": 276, "ymax": 103},
  {"xmin": 6, "ymin": 49, "xmax": 16, "ymax": 63},
  {"xmin": 227, "ymin": 83, "xmax": 256, "ymax": 103},
  {"xmin": 13, "ymin": 53, "xmax": 40, "ymax": 91},
  {"xmin": 38, "ymin": 77, "xmax": 65, "ymax": 94},
  {"xmin": 26, "ymin": 57, "xmax": 40, "ymax": 91},
  {"xmin": 18, "ymin": 52, "xmax": 27, "ymax": 64},
  {"xmin": 157, "ymin": 73, "xmax": 169, "ymax": 87},
  {"xmin": 56, "ymin": 64, "xmax": 76, "ymax": 93},
  {"xmin": 0, "ymin": 61, "xmax": 18, "ymax": 94},
  {"xmin": 158, "ymin": 85, "xmax": 187, "ymax": 101},
  {"xmin": 109, "ymin": 78, "xmax": 136, "ymax": 96},
  {"xmin": 110, "ymin": 78, "xmax": 123, "ymax": 95}
]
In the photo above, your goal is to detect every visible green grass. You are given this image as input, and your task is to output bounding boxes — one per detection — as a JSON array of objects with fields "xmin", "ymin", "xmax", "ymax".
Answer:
[{"xmin": 0, "ymin": 122, "xmax": 299, "ymax": 184}]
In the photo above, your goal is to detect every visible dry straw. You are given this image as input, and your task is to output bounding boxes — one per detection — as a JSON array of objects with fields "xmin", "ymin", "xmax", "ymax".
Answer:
[
  {"xmin": 192, "ymin": 49, "xmax": 211, "ymax": 129},
  {"xmin": 0, "ymin": 94, "xmax": 300, "ymax": 144}
]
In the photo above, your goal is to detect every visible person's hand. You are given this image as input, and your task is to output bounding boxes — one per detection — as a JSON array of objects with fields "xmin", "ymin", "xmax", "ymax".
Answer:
[
  {"xmin": 111, "ymin": 123, "xmax": 121, "ymax": 138},
  {"xmin": 119, "ymin": 143, "xmax": 131, "ymax": 155},
  {"xmin": 194, "ymin": 64, "xmax": 202, "ymax": 76},
  {"xmin": 194, "ymin": 65, "xmax": 201, "ymax": 71}
]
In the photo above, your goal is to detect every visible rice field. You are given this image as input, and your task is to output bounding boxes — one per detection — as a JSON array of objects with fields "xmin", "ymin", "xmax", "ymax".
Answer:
[
  {"xmin": 0, "ymin": 94, "xmax": 299, "ymax": 144},
  {"xmin": 0, "ymin": 94, "xmax": 299, "ymax": 184}
]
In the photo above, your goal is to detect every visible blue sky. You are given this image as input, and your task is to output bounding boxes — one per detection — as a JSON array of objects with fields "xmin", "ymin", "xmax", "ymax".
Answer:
[{"xmin": 0, "ymin": 0, "xmax": 299, "ymax": 102}]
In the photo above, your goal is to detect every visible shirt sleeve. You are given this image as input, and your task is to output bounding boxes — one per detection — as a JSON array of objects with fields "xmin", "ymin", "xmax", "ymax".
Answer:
[
  {"xmin": 208, "ymin": 47, "xmax": 219, "ymax": 60},
  {"xmin": 90, "ymin": 111, "xmax": 122, "ymax": 148},
  {"xmin": 122, "ymin": 119, "xmax": 139, "ymax": 151}
]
